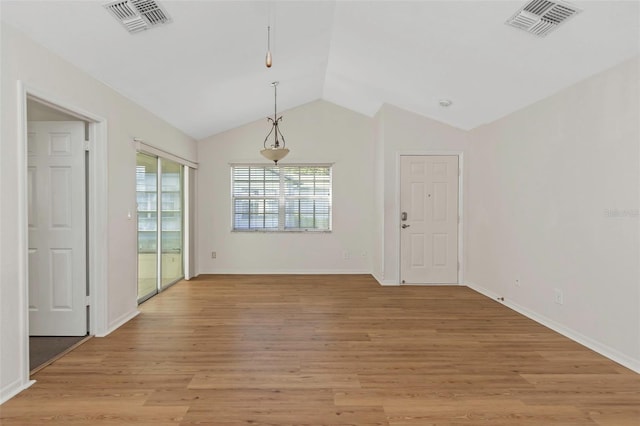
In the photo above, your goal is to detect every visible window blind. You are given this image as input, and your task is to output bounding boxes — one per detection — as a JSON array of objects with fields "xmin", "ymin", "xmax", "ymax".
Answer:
[{"xmin": 231, "ymin": 165, "xmax": 332, "ymax": 231}]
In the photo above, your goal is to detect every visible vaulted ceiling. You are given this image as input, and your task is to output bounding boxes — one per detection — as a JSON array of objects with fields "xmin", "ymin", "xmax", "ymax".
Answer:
[{"xmin": 2, "ymin": 1, "xmax": 639, "ymax": 140}]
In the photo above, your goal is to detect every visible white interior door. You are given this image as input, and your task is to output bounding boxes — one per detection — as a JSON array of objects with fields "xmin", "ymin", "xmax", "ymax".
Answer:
[
  {"xmin": 400, "ymin": 155, "xmax": 459, "ymax": 284},
  {"xmin": 28, "ymin": 121, "xmax": 87, "ymax": 336}
]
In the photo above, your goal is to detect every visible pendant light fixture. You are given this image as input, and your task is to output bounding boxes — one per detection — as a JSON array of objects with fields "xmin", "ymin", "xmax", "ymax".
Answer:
[
  {"xmin": 261, "ymin": 81, "xmax": 289, "ymax": 164},
  {"xmin": 265, "ymin": 25, "xmax": 273, "ymax": 68}
]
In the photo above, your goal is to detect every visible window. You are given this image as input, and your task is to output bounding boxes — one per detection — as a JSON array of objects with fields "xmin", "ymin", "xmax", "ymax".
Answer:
[{"xmin": 232, "ymin": 164, "xmax": 332, "ymax": 231}]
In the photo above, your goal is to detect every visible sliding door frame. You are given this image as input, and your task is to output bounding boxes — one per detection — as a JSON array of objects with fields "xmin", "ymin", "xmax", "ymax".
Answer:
[{"xmin": 136, "ymin": 143, "xmax": 196, "ymax": 304}]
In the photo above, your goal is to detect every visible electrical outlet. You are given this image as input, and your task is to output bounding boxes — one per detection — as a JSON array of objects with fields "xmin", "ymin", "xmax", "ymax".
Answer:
[
  {"xmin": 342, "ymin": 251, "xmax": 350, "ymax": 260},
  {"xmin": 211, "ymin": 251, "xmax": 216, "ymax": 259},
  {"xmin": 554, "ymin": 288, "xmax": 563, "ymax": 305},
  {"xmin": 515, "ymin": 279, "xmax": 521, "ymax": 287}
]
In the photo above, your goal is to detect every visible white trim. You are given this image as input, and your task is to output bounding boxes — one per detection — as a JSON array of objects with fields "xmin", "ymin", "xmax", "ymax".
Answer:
[
  {"xmin": 405, "ymin": 282, "xmax": 463, "ymax": 286},
  {"xmin": 457, "ymin": 153, "xmax": 465, "ymax": 285},
  {"xmin": 135, "ymin": 139, "xmax": 198, "ymax": 169},
  {"xmin": 183, "ymin": 165, "xmax": 191, "ymax": 279},
  {"xmin": 465, "ymin": 281, "xmax": 502, "ymax": 301},
  {"xmin": 231, "ymin": 229, "xmax": 332, "ymax": 234},
  {"xmin": 372, "ymin": 273, "xmax": 400, "ymax": 286},
  {"xmin": 100, "ymin": 310, "xmax": 140, "ymax": 338},
  {"xmin": 156, "ymin": 157, "xmax": 162, "ymax": 293},
  {"xmin": 16, "ymin": 81, "xmax": 30, "ymax": 401},
  {"xmin": 87, "ymin": 119, "xmax": 109, "ymax": 338},
  {"xmin": 26, "ymin": 93, "xmax": 97, "ymax": 123},
  {"xmin": 15, "ymin": 82, "xmax": 109, "ymax": 394},
  {"xmin": 201, "ymin": 270, "xmax": 372, "ymax": 275},
  {"xmin": 466, "ymin": 281, "xmax": 640, "ymax": 374},
  {"xmin": 394, "ymin": 153, "xmax": 401, "ymax": 285},
  {"xmin": 193, "ymin": 167, "xmax": 199, "ymax": 279},
  {"xmin": 0, "ymin": 378, "xmax": 35, "ymax": 405},
  {"xmin": 395, "ymin": 151, "xmax": 464, "ymax": 285}
]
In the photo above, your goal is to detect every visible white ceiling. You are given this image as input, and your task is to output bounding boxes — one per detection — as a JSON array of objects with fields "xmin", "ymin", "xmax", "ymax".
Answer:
[{"xmin": 2, "ymin": 1, "xmax": 639, "ymax": 140}]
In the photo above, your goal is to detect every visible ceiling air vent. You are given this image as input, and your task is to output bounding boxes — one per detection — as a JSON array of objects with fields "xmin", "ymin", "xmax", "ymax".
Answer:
[
  {"xmin": 104, "ymin": 0, "xmax": 171, "ymax": 34},
  {"xmin": 506, "ymin": 0, "xmax": 581, "ymax": 37}
]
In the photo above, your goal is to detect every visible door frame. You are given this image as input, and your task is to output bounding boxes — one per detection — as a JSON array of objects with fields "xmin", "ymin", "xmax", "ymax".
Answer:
[
  {"xmin": 395, "ymin": 151, "xmax": 464, "ymax": 285},
  {"xmin": 135, "ymin": 145, "xmax": 194, "ymax": 303},
  {"xmin": 16, "ymin": 81, "xmax": 109, "ymax": 386}
]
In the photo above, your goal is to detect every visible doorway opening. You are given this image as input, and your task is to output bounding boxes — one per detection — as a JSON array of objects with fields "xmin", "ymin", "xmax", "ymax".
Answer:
[
  {"xmin": 17, "ymin": 82, "xmax": 109, "ymax": 391},
  {"xmin": 26, "ymin": 99, "xmax": 91, "ymax": 371}
]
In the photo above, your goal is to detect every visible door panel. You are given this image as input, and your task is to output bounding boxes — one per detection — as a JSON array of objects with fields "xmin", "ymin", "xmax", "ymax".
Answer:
[
  {"xmin": 28, "ymin": 121, "xmax": 86, "ymax": 336},
  {"xmin": 50, "ymin": 166, "xmax": 73, "ymax": 226},
  {"xmin": 433, "ymin": 182, "xmax": 448, "ymax": 221},
  {"xmin": 400, "ymin": 155, "xmax": 459, "ymax": 284},
  {"xmin": 51, "ymin": 249, "xmax": 73, "ymax": 308},
  {"xmin": 433, "ymin": 234, "xmax": 448, "ymax": 266},
  {"xmin": 410, "ymin": 234, "xmax": 425, "ymax": 266},
  {"xmin": 160, "ymin": 159, "xmax": 183, "ymax": 288},
  {"xmin": 411, "ymin": 182, "xmax": 425, "ymax": 221},
  {"xmin": 137, "ymin": 153, "xmax": 159, "ymax": 301}
]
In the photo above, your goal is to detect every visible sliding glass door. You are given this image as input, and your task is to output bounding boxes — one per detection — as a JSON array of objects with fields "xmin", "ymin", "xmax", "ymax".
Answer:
[
  {"xmin": 136, "ymin": 153, "xmax": 184, "ymax": 302},
  {"xmin": 161, "ymin": 159, "xmax": 183, "ymax": 288},
  {"xmin": 137, "ymin": 153, "xmax": 159, "ymax": 301}
]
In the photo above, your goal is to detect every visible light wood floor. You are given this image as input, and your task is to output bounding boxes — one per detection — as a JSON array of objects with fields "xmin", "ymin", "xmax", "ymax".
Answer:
[{"xmin": 2, "ymin": 275, "xmax": 638, "ymax": 425}]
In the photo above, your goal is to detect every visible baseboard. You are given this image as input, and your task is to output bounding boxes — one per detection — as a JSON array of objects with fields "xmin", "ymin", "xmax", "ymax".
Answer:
[
  {"xmin": 98, "ymin": 310, "xmax": 140, "ymax": 338},
  {"xmin": 465, "ymin": 281, "xmax": 502, "ymax": 301},
  {"xmin": 466, "ymin": 281, "xmax": 640, "ymax": 374},
  {"xmin": 199, "ymin": 269, "xmax": 372, "ymax": 275},
  {"xmin": 0, "ymin": 378, "xmax": 35, "ymax": 405},
  {"xmin": 372, "ymin": 273, "xmax": 399, "ymax": 286}
]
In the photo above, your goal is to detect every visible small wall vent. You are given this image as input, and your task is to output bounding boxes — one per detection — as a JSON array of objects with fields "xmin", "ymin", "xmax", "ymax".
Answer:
[
  {"xmin": 104, "ymin": 0, "xmax": 171, "ymax": 34},
  {"xmin": 506, "ymin": 0, "xmax": 581, "ymax": 37}
]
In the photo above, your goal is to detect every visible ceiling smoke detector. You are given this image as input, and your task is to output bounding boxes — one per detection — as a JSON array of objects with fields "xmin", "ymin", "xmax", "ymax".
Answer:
[
  {"xmin": 104, "ymin": 0, "xmax": 172, "ymax": 34},
  {"xmin": 506, "ymin": 0, "xmax": 581, "ymax": 37}
]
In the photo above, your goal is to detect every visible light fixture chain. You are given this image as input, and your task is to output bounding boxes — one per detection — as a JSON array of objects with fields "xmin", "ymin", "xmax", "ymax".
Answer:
[{"xmin": 274, "ymin": 82, "xmax": 278, "ymax": 122}]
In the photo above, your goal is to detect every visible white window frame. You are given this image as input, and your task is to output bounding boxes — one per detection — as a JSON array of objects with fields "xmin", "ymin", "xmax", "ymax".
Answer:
[{"xmin": 230, "ymin": 163, "xmax": 333, "ymax": 232}]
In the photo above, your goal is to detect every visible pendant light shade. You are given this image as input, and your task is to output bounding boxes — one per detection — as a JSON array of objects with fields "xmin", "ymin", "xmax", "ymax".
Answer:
[
  {"xmin": 260, "ymin": 146, "xmax": 289, "ymax": 162},
  {"xmin": 265, "ymin": 26, "xmax": 273, "ymax": 68},
  {"xmin": 265, "ymin": 50, "xmax": 272, "ymax": 68},
  {"xmin": 261, "ymin": 81, "xmax": 289, "ymax": 164}
]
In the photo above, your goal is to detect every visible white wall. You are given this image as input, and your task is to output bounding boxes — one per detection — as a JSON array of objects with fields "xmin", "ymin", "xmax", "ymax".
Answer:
[
  {"xmin": 466, "ymin": 57, "xmax": 640, "ymax": 370},
  {"xmin": 378, "ymin": 104, "xmax": 470, "ymax": 284},
  {"xmin": 0, "ymin": 23, "xmax": 196, "ymax": 401},
  {"xmin": 197, "ymin": 100, "xmax": 374, "ymax": 274}
]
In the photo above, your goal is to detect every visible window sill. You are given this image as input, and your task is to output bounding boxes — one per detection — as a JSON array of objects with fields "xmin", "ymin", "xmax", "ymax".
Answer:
[{"xmin": 231, "ymin": 229, "xmax": 332, "ymax": 234}]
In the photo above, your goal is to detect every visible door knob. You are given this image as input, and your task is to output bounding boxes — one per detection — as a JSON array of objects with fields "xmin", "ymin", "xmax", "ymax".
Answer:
[{"xmin": 402, "ymin": 224, "xmax": 410, "ymax": 228}]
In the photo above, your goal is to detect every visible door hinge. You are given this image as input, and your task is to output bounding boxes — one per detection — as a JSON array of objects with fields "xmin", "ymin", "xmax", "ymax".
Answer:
[
  {"xmin": 84, "ymin": 140, "xmax": 90, "ymax": 151},
  {"xmin": 85, "ymin": 296, "xmax": 91, "ymax": 306}
]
